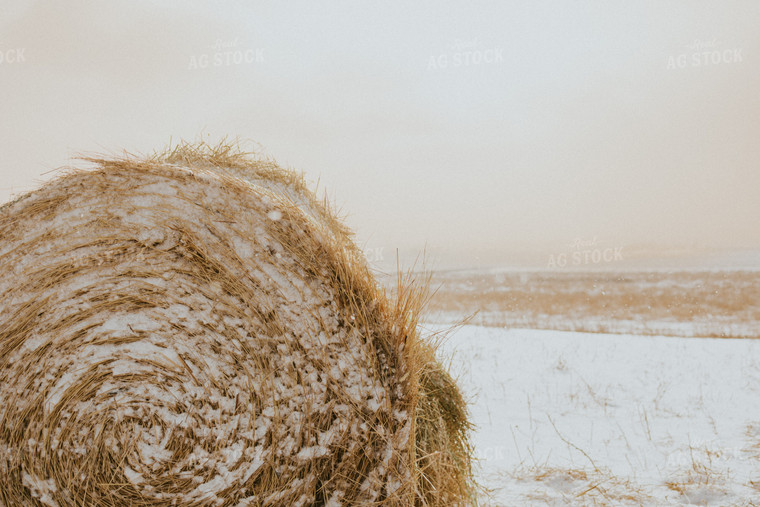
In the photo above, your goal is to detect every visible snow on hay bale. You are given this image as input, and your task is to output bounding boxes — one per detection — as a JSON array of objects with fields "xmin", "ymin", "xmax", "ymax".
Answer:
[{"xmin": 0, "ymin": 142, "xmax": 474, "ymax": 506}]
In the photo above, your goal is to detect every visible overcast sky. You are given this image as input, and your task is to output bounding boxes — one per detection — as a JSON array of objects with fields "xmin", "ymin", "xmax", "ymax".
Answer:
[{"xmin": 1, "ymin": 1, "xmax": 759, "ymax": 268}]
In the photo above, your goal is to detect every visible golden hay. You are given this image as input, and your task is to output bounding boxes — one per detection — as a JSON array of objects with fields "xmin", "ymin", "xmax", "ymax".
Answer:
[{"xmin": 0, "ymin": 141, "xmax": 475, "ymax": 506}]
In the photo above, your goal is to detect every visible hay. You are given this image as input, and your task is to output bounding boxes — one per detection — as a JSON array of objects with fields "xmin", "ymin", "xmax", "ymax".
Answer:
[{"xmin": 0, "ymin": 141, "xmax": 474, "ymax": 506}]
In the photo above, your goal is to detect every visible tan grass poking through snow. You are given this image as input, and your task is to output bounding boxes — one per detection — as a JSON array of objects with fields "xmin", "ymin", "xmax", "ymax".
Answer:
[{"xmin": 0, "ymin": 141, "xmax": 474, "ymax": 506}]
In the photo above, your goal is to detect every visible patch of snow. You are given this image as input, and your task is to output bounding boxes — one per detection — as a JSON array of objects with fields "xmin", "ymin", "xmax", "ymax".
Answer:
[
  {"xmin": 296, "ymin": 445, "xmax": 330, "ymax": 461},
  {"xmin": 433, "ymin": 324, "xmax": 760, "ymax": 506},
  {"xmin": 22, "ymin": 472, "xmax": 59, "ymax": 507}
]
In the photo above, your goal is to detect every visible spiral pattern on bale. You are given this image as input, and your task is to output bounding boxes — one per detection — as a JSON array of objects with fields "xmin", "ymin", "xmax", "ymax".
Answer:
[{"xmin": 0, "ymin": 148, "xmax": 439, "ymax": 506}]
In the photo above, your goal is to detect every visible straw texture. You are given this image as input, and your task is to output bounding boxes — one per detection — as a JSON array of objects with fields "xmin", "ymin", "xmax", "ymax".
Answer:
[{"xmin": 0, "ymin": 143, "xmax": 473, "ymax": 506}]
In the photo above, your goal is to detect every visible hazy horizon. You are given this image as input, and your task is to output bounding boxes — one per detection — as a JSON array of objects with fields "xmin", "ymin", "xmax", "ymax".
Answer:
[{"xmin": 2, "ymin": 1, "xmax": 759, "ymax": 269}]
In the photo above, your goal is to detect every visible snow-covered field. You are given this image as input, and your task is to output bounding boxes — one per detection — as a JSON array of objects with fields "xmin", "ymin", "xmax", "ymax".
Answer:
[
  {"xmin": 422, "ymin": 269, "xmax": 760, "ymax": 339},
  {"xmin": 433, "ymin": 325, "xmax": 760, "ymax": 505}
]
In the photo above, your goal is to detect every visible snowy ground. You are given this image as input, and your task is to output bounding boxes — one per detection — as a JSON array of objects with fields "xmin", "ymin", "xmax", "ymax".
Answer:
[
  {"xmin": 432, "ymin": 325, "xmax": 760, "ymax": 506},
  {"xmin": 421, "ymin": 269, "xmax": 760, "ymax": 339}
]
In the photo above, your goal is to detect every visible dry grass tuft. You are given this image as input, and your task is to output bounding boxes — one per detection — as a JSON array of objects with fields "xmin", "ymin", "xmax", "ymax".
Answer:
[
  {"xmin": 0, "ymin": 140, "xmax": 475, "ymax": 506},
  {"xmin": 510, "ymin": 465, "xmax": 655, "ymax": 506},
  {"xmin": 663, "ymin": 444, "xmax": 732, "ymax": 505}
]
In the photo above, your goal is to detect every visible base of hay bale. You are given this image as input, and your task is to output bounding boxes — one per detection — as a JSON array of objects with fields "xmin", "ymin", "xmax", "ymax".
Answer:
[{"xmin": 0, "ymin": 141, "xmax": 475, "ymax": 506}]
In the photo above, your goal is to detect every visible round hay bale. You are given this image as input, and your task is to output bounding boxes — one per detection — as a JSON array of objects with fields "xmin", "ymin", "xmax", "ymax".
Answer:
[{"xmin": 0, "ymin": 143, "xmax": 474, "ymax": 506}]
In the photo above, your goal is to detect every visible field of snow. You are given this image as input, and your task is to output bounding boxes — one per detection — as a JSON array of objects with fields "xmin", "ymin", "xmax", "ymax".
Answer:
[
  {"xmin": 423, "ymin": 269, "xmax": 760, "ymax": 338},
  {"xmin": 433, "ymin": 325, "xmax": 760, "ymax": 506}
]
